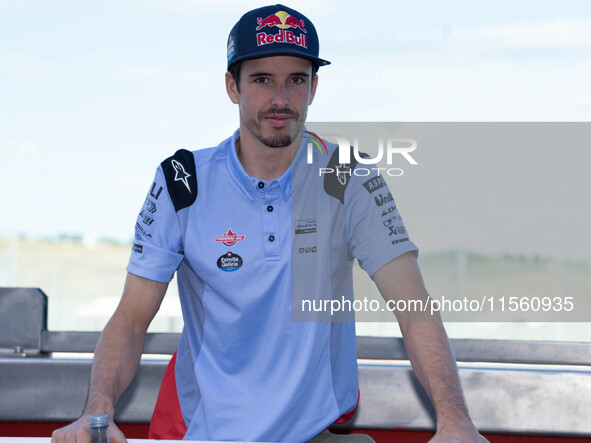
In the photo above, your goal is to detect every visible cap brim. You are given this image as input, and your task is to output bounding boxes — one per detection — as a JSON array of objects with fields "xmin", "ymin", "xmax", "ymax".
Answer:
[{"xmin": 228, "ymin": 51, "xmax": 331, "ymax": 70}]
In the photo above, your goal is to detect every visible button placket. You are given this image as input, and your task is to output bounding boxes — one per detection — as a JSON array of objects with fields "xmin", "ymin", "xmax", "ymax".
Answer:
[{"xmin": 262, "ymin": 184, "xmax": 280, "ymax": 261}]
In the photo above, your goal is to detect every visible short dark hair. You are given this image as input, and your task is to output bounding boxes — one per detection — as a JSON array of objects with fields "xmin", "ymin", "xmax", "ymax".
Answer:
[
  {"xmin": 228, "ymin": 61, "xmax": 243, "ymax": 91},
  {"xmin": 228, "ymin": 61, "xmax": 319, "ymax": 93}
]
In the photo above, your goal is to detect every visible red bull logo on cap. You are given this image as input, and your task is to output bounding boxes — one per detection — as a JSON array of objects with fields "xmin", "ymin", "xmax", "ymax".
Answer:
[{"xmin": 256, "ymin": 10, "xmax": 308, "ymax": 48}]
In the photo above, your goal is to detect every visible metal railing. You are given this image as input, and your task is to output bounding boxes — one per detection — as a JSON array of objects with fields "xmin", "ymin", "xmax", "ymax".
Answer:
[
  {"xmin": 2, "ymin": 287, "xmax": 591, "ymax": 436},
  {"xmin": 2, "ymin": 287, "xmax": 591, "ymax": 365}
]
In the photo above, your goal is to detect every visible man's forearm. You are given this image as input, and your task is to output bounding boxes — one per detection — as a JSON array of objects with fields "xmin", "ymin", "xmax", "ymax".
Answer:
[
  {"xmin": 83, "ymin": 313, "xmax": 146, "ymax": 417},
  {"xmin": 399, "ymin": 317, "xmax": 472, "ymax": 429},
  {"xmin": 52, "ymin": 274, "xmax": 167, "ymax": 443},
  {"xmin": 372, "ymin": 253, "xmax": 481, "ymax": 437}
]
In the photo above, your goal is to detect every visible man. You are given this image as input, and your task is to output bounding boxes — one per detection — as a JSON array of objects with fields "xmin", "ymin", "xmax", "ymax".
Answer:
[{"xmin": 52, "ymin": 4, "xmax": 487, "ymax": 442}]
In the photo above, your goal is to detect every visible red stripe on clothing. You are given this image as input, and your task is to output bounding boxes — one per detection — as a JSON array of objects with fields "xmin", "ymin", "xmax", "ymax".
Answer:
[
  {"xmin": 149, "ymin": 350, "xmax": 187, "ymax": 439},
  {"xmin": 334, "ymin": 389, "xmax": 360, "ymax": 424}
]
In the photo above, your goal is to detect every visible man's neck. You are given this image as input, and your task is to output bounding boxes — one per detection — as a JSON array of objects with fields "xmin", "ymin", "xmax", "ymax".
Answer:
[{"xmin": 236, "ymin": 128, "xmax": 303, "ymax": 182}]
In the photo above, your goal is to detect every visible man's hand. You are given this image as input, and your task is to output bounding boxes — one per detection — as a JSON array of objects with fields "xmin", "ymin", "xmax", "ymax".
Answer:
[
  {"xmin": 51, "ymin": 414, "xmax": 127, "ymax": 443},
  {"xmin": 429, "ymin": 423, "xmax": 489, "ymax": 442}
]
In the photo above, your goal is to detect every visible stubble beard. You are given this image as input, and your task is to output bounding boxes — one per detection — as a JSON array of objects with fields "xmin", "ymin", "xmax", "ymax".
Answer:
[{"xmin": 254, "ymin": 107, "xmax": 304, "ymax": 148}]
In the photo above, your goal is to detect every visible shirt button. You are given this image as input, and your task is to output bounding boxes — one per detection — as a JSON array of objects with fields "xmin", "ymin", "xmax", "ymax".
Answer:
[
  {"xmin": 268, "ymin": 235, "xmax": 275, "ymax": 242},
  {"xmin": 267, "ymin": 205, "xmax": 274, "ymax": 212},
  {"xmin": 258, "ymin": 182, "xmax": 265, "ymax": 188}
]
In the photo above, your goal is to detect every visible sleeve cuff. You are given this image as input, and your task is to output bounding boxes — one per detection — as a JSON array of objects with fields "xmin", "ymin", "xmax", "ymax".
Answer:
[{"xmin": 126, "ymin": 241, "xmax": 184, "ymax": 283}]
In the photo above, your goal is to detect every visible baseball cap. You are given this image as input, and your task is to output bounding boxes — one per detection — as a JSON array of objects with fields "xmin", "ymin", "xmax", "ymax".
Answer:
[{"xmin": 227, "ymin": 4, "xmax": 330, "ymax": 70}]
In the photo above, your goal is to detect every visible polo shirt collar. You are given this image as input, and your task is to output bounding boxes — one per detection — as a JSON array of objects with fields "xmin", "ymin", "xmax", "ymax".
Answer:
[{"xmin": 226, "ymin": 128, "xmax": 297, "ymax": 202}]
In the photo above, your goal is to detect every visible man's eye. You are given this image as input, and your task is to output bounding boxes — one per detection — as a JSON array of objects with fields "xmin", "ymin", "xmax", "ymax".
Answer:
[
  {"xmin": 291, "ymin": 77, "xmax": 305, "ymax": 84},
  {"xmin": 254, "ymin": 77, "xmax": 269, "ymax": 84}
]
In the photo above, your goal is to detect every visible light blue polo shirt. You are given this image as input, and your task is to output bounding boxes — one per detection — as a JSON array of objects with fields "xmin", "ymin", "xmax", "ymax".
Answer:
[{"xmin": 127, "ymin": 128, "xmax": 418, "ymax": 442}]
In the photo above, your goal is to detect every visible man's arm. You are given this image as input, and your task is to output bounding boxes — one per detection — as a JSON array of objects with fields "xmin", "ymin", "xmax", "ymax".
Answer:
[
  {"xmin": 372, "ymin": 252, "xmax": 487, "ymax": 442},
  {"xmin": 52, "ymin": 273, "xmax": 168, "ymax": 443}
]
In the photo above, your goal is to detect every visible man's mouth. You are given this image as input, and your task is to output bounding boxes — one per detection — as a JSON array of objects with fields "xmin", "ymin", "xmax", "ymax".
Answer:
[
  {"xmin": 261, "ymin": 107, "xmax": 298, "ymax": 128},
  {"xmin": 264, "ymin": 114, "xmax": 294, "ymax": 127}
]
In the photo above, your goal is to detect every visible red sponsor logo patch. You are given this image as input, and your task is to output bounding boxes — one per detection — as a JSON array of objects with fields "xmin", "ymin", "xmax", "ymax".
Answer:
[
  {"xmin": 215, "ymin": 228, "xmax": 245, "ymax": 247},
  {"xmin": 255, "ymin": 10, "xmax": 308, "ymax": 48},
  {"xmin": 256, "ymin": 29, "xmax": 307, "ymax": 48}
]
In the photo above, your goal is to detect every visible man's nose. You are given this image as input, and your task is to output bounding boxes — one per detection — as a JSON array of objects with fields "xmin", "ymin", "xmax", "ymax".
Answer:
[{"xmin": 270, "ymin": 82, "xmax": 289, "ymax": 108}]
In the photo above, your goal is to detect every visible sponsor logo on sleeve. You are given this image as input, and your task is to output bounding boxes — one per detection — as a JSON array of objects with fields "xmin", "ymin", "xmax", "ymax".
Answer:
[
  {"xmin": 382, "ymin": 215, "xmax": 401, "ymax": 227},
  {"xmin": 388, "ymin": 225, "xmax": 407, "ymax": 237},
  {"xmin": 362, "ymin": 176, "xmax": 386, "ymax": 194},
  {"xmin": 150, "ymin": 183, "xmax": 163, "ymax": 200},
  {"xmin": 132, "ymin": 243, "xmax": 143, "ymax": 254},
  {"xmin": 374, "ymin": 192, "xmax": 394, "ymax": 207},
  {"xmin": 389, "ymin": 219, "xmax": 409, "ymax": 245},
  {"xmin": 140, "ymin": 197, "xmax": 157, "ymax": 226},
  {"xmin": 135, "ymin": 222, "xmax": 153, "ymax": 239},
  {"xmin": 381, "ymin": 206, "xmax": 396, "ymax": 217}
]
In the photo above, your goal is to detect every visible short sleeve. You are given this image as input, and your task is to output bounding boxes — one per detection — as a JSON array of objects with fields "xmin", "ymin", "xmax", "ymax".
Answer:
[
  {"xmin": 127, "ymin": 165, "xmax": 184, "ymax": 283},
  {"xmin": 345, "ymin": 173, "xmax": 418, "ymax": 277}
]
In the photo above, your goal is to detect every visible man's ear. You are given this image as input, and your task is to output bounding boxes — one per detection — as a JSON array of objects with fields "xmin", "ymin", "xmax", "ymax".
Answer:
[{"xmin": 226, "ymin": 71, "xmax": 240, "ymax": 104}]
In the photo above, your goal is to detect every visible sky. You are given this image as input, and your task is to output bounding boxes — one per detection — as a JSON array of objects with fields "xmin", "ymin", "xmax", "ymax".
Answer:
[{"xmin": 1, "ymin": 0, "xmax": 591, "ymax": 261}]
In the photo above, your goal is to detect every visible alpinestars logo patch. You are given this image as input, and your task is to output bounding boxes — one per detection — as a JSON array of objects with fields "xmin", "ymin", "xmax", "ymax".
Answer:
[{"xmin": 172, "ymin": 159, "xmax": 192, "ymax": 192}]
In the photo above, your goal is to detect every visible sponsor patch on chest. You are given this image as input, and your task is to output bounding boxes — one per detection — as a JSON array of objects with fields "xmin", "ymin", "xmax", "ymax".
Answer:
[
  {"xmin": 215, "ymin": 228, "xmax": 245, "ymax": 247},
  {"xmin": 217, "ymin": 252, "xmax": 243, "ymax": 272},
  {"xmin": 295, "ymin": 219, "xmax": 317, "ymax": 235}
]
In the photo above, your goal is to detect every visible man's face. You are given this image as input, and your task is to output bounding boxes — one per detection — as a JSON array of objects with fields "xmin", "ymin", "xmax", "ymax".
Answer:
[{"xmin": 226, "ymin": 56, "xmax": 318, "ymax": 149}]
